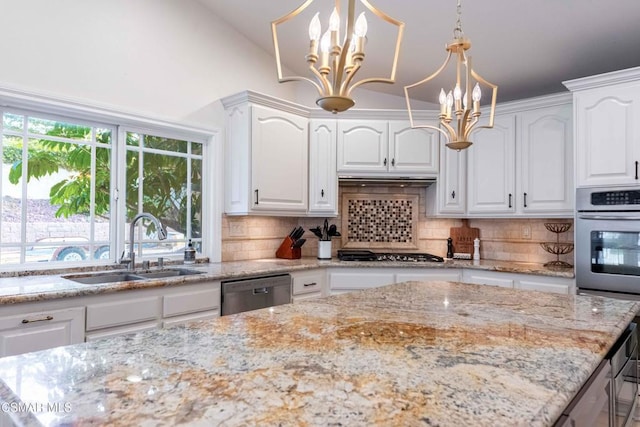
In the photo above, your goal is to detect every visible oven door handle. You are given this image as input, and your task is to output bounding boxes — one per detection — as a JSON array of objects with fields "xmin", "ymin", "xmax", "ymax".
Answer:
[{"xmin": 578, "ymin": 214, "xmax": 640, "ymax": 220}]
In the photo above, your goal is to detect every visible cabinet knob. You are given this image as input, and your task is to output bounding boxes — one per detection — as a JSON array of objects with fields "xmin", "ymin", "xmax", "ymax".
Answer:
[
  {"xmin": 523, "ymin": 192, "xmax": 528, "ymax": 208},
  {"xmin": 321, "ymin": 189, "xmax": 324, "ymax": 198},
  {"xmin": 391, "ymin": 158, "xmax": 395, "ymax": 167},
  {"xmin": 451, "ymin": 190, "xmax": 456, "ymax": 200},
  {"xmin": 383, "ymin": 158, "xmax": 387, "ymax": 166},
  {"xmin": 508, "ymin": 193, "xmax": 512, "ymax": 208}
]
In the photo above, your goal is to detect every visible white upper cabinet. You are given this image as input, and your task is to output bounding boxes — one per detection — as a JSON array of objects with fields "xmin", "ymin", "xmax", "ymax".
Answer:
[
  {"xmin": 428, "ymin": 93, "xmax": 574, "ymax": 217},
  {"xmin": 309, "ymin": 119, "xmax": 338, "ymax": 215},
  {"xmin": 564, "ymin": 69, "xmax": 640, "ymax": 187},
  {"xmin": 518, "ymin": 104, "xmax": 573, "ymax": 213},
  {"xmin": 337, "ymin": 120, "xmax": 438, "ymax": 176},
  {"xmin": 222, "ymin": 91, "xmax": 309, "ymax": 216},
  {"xmin": 427, "ymin": 141, "xmax": 466, "ymax": 215},
  {"xmin": 388, "ymin": 121, "xmax": 438, "ymax": 175},
  {"xmin": 467, "ymin": 114, "xmax": 517, "ymax": 214},
  {"xmin": 337, "ymin": 120, "xmax": 388, "ymax": 173}
]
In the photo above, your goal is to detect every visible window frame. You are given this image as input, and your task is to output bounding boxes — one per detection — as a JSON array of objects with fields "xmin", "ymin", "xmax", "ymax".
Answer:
[{"xmin": 0, "ymin": 87, "xmax": 220, "ymax": 272}]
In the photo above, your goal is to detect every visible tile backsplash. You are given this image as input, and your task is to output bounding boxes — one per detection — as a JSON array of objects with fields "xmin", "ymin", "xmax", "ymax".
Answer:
[{"xmin": 221, "ymin": 185, "xmax": 574, "ymax": 265}]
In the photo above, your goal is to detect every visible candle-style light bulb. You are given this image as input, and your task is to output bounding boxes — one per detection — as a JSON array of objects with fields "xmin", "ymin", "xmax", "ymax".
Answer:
[
  {"xmin": 354, "ymin": 12, "xmax": 367, "ymax": 37},
  {"xmin": 439, "ymin": 88, "xmax": 447, "ymax": 115},
  {"xmin": 463, "ymin": 91, "xmax": 468, "ymax": 110},
  {"xmin": 446, "ymin": 91, "xmax": 453, "ymax": 108},
  {"xmin": 472, "ymin": 82, "xmax": 482, "ymax": 114},
  {"xmin": 308, "ymin": 12, "xmax": 321, "ymax": 41},
  {"xmin": 320, "ymin": 30, "xmax": 331, "ymax": 53},
  {"xmin": 453, "ymin": 84, "xmax": 462, "ymax": 101},
  {"xmin": 329, "ymin": 8, "xmax": 340, "ymax": 31},
  {"xmin": 472, "ymin": 82, "xmax": 482, "ymax": 102}
]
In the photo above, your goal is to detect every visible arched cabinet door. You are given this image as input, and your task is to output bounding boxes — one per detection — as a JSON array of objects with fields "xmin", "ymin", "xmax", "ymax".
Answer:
[{"xmin": 574, "ymin": 82, "xmax": 640, "ymax": 187}]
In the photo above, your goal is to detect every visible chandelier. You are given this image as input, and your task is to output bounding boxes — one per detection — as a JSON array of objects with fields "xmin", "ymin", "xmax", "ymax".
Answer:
[
  {"xmin": 272, "ymin": 0, "xmax": 405, "ymax": 114},
  {"xmin": 404, "ymin": 0, "xmax": 497, "ymax": 150}
]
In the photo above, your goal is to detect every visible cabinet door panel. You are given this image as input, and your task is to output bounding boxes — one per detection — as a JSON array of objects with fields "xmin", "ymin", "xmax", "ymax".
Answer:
[
  {"xmin": 0, "ymin": 307, "xmax": 84, "ymax": 357},
  {"xmin": 86, "ymin": 296, "xmax": 160, "ymax": 331},
  {"xmin": 309, "ymin": 120, "xmax": 338, "ymax": 214},
  {"xmin": 520, "ymin": 105, "xmax": 573, "ymax": 213},
  {"xmin": 251, "ymin": 105, "xmax": 308, "ymax": 211},
  {"xmin": 467, "ymin": 115, "xmax": 516, "ymax": 213},
  {"xmin": 575, "ymin": 83, "xmax": 640, "ymax": 187},
  {"xmin": 439, "ymin": 147, "xmax": 466, "ymax": 214},
  {"xmin": 388, "ymin": 122, "xmax": 438, "ymax": 174},
  {"xmin": 337, "ymin": 121, "xmax": 388, "ymax": 173}
]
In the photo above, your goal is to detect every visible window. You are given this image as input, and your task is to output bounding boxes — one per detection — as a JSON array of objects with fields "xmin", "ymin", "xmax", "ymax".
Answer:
[
  {"xmin": 1, "ymin": 112, "xmax": 114, "ymax": 265},
  {"xmin": 123, "ymin": 130, "xmax": 203, "ymax": 259},
  {"xmin": 0, "ymin": 107, "xmax": 210, "ymax": 269}
]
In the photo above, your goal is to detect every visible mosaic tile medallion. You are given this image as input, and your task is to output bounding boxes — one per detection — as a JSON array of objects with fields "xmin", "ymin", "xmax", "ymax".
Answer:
[{"xmin": 341, "ymin": 193, "xmax": 419, "ymax": 249}]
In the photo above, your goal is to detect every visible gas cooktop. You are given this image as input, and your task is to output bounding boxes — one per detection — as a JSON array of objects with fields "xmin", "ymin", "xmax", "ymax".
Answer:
[{"xmin": 337, "ymin": 250, "xmax": 444, "ymax": 263}]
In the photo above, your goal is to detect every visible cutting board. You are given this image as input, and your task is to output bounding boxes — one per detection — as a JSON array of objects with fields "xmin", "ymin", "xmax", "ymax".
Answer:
[{"xmin": 450, "ymin": 219, "xmax": 479, "ymax": 255}]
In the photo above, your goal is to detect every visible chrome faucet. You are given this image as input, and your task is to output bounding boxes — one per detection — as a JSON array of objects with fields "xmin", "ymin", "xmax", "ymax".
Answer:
[{"xmin": 120, "ymin": 213, "xmax": 167, "ymax": 270}]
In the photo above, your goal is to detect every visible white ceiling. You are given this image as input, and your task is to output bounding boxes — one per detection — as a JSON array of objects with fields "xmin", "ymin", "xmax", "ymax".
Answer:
[{"xmin": 197, "ymin": 0, "xmax": 640, "ymax": 103}]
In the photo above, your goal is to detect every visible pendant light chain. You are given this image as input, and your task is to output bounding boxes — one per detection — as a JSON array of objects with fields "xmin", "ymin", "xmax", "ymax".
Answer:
[{"xmin": 453, "ymin": 0, "xmax": 464, "ymax": 39}]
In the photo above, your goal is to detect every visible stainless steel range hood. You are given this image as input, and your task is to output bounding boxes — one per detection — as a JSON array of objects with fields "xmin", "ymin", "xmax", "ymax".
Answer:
[{"xmin": 338, "ymin": 176, "xmax": 436, "ymax": 187}]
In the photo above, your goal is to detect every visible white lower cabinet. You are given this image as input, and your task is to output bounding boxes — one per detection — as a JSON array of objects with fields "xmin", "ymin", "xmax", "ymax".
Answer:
[
  {"xmin": 328, "ymin": 267, "xmax": 573, "ymax": 295},
  {"xmin": 291, "ymin": 269, "xmax": 327, "ymax": 302},
  {"xmin": 0, "ymin": 307, "xmax": 84, "ymax": 357},
  {"xmin": 328, "ymin": 269, "xmax": 395, "ymax": 295},
  {"xmin": 328, "ymin": 268, "xmax": 462, "ymax": 295},
  {"xmin": 86, "ymin": 295, "xmax": 161, "ymax": 332},
  {"xmin": 462, "ymin": 269, "xmax": 574, "ymax": 294},
  {"xmin": 0, "ymin": 280, "xmax": 222, "ymax": 356},
  {"xmin": 395, "ymin": 270, "xmax": 462, "ymax": 283}
]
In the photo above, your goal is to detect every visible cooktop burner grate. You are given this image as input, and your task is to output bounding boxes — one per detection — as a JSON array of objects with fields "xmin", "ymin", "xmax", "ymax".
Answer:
[{"xmin": 337, "ymin": 250, "xmax": 444, "ymax": 263}]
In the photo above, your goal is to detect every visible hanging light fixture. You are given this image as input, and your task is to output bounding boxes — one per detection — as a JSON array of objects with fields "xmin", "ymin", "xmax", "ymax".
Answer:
[
  {"xmin": 272, "ymin": 0, "xmax": 404, "ymax": 114},
  {"xmin": 404, "ymin": 0, "xmax": 497, "ymax": 150}
]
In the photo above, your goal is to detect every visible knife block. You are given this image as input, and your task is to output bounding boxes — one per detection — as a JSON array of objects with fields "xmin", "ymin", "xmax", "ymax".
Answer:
[{"xmin": 275, "ymin": 236, "xmax": 301, "ymax": 260}]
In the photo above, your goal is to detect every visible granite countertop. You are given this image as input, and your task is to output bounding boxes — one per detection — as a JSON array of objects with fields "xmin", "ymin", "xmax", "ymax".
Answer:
[
  {"xmin": 0, "ymin": 258, "xmax": 574, "ymax": 305},
  {"xmin": 0, "ymin": 280, "xmax": 635, "ymax": 426}
]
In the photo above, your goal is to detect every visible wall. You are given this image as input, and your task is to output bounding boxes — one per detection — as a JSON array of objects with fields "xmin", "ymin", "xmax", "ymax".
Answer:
[
  {"xmin": 0, "ymin": 1, "xmax": 415, "ymax": 130},
  {"xmin": 221, "ymin": 185, "xmax": 574, "ymax": 265}
]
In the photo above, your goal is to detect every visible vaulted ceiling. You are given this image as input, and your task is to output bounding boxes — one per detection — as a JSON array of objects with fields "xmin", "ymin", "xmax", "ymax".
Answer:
[{"xmin": 197, "ymin": 0, "xmax": 640, "ymax": 104}]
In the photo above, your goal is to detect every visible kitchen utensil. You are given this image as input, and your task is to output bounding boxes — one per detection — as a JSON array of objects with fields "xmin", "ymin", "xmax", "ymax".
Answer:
[
  {"xmin": 310, "ymin": 227, "xmax": 323, "ymax": 239},
  {"xmin": 323, "ymin": 219, "xmax": 329, "ymax": 240},
  {"xmin": 293, "ymin": 227, "xmax": 305, "ymax": 240},
  {"xmin": 288, "ymin": 227, "xmax": 297, "ymax": 238},
  {"xmin": 328, "ymin": 224, "xmax": 340, "ymax": 237},
  {"xmin": 291, "ymin": 238, "xmax": 306, "ymax": 249},
  {"xmin": 450, "ymin": 219, "xmax": 479, "ymax": 256}
]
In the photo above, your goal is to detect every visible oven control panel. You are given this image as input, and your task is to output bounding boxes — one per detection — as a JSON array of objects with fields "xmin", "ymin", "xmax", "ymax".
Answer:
[{"xmin": 591, "ymin": 190, "xmax": 640, "ymax": 206}]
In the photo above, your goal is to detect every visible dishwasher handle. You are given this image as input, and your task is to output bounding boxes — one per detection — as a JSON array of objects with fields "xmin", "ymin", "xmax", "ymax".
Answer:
[{"xmin": 253, "ymin": 287, "xmax": 269, "ymax": 295}]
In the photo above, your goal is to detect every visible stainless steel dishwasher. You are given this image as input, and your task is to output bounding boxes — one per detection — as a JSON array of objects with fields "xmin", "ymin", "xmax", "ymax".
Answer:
[{"xmin": 221, "ymin": 274, "xmax": 291, "ymax": 316}]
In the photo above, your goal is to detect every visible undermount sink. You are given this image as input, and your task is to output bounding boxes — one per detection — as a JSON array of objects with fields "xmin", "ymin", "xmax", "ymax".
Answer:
[
  {"xmin": 65, "ymin": 272, "xmax": 146, "ymax": 285},
  {"xmin": 135, "ymin": 268, "xmax": 204, "ymax": 279},
  {"xmin": 64, "ymin": 268, "xmax": 203, "ymax": 284}
]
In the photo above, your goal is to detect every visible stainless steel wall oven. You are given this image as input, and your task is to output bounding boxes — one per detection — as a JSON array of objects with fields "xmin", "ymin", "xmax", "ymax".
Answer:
[{"xmin": 576, "ymin": 186, "xmax": 640, "ymax": 295}]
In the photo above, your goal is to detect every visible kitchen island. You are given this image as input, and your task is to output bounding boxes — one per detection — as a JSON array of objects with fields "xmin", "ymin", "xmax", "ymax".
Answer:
[{"xmin": 0, "ymin": 280, "xmax": 636, "ymax": 426}]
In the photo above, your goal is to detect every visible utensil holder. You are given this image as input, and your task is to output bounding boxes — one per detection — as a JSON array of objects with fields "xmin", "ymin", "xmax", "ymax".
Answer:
[
  {"xmin": 317, "ymin": 240, "xmax": 332, "ymax": 260},
  {"xmin": 275, "ymin": 236, "xmax": 301, "ymax": 260}
]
